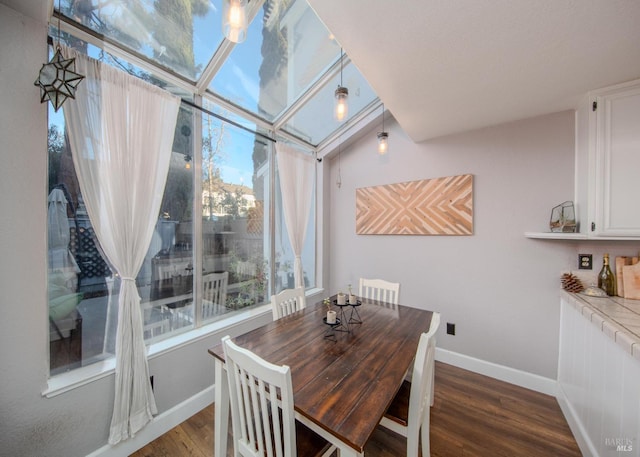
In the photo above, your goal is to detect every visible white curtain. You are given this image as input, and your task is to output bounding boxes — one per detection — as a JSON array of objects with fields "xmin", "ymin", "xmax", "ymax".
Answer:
[
  {"xmin": 62, "ymin": 46, "xmax": 180, "ymax": 445},
  {"xmin": 275, "ymin": 143, "xmax": 315, "ymax": 288}
]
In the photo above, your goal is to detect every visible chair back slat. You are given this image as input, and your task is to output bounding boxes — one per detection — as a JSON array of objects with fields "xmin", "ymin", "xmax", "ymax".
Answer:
[
  {"xmin": 271, "ymin": 287, "xmax": 306, "ymax": 320},
  {"xmin": 359, "ymin": 278, "xmax": 400, "ymax": 305}
]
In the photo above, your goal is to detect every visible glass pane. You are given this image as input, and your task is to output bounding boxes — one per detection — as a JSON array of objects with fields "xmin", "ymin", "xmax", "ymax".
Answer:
[
  {"xmin": 200, "ymin": 102, "xmax": 270, "ymax": 321},
  {"xmin": 58, "ymin": 0, "xmax": 224, "ymax": 81},
  {"xmin": 56, "ymin": 28, "xmax": 192, "ymax": 99},
  {"xmin": 209, "ymin": 0, "xmax": 340, "ymax": 121},
  {"xmin": 274, "ymin": 147, "xmax": 316, "ymax": 293},
  {"xmin": 48, "ymin": 99, "xmax": 113, "ymax": 374},
  {"xmin": 47, "ymin": 48, "xmax": 196, "ymax": 375},
  {"xmin": 137, "ymin": 104, "xmax": 197, "ymax": 339},
  {"xmin": 281, "ymin": 62, "xmax": 378, "ymax": 145}
]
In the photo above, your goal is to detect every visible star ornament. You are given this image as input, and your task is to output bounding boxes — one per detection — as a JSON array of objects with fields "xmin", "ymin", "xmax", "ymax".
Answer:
[{"xmin": 34, "ymin": 48, "xmax": 84, "ymax": 112}]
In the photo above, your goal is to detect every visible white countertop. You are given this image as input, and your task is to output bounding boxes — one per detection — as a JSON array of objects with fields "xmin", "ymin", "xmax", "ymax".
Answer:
[{"xmin": 562, "ymin": 290, "xmax": 640, "ymax": 362}]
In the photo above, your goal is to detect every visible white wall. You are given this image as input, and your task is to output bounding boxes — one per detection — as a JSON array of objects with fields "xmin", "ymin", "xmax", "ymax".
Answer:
[
  {"xmin": 0, "ymin": 5, "xmax": 273, "ymax": 456},
  {"xmin": 327, "ymin": 110, "xmax": 579, "ymax": 380}
]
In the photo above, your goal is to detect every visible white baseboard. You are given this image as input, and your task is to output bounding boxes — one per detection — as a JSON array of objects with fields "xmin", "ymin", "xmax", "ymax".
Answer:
[
  {"xmin": 556, "ymin": 383, "xmax": 598, "ymax": 457},
  {"xmin": 87, "ymin": 386, "xmax": 215, "ymax": 457},
  {"xmin": 435, "ymin": 348, "xmax": 557, "ymax": 396}
]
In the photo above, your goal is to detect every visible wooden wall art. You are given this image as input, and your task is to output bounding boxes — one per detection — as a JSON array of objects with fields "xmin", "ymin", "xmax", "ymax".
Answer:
[{"xmin": 355, "ymin": 174, "xmax": 473, "ymax": 235}]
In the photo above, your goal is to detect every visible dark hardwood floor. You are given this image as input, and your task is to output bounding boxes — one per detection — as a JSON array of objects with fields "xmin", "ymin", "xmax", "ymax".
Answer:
[{"xmin": 131, "ymin": 361, "xmax": 581, "ymax": 457}]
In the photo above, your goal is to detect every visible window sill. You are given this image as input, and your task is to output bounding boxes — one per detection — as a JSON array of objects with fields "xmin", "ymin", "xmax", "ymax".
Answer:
[{"xmin": 43, "ymin": 304, "xmax": 272, "ymax": 398}]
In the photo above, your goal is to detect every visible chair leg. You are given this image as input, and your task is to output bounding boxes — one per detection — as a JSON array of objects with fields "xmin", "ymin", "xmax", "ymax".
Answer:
[
  {"xmin": 421, "ymin": 420, "xmax": 430, "ymax": 457},
  {"xmin": 430, "ymin": 365, "xmax": 435, "ymax": 407},
  {"xmin": 321, "ymin": 447, "xmax": 337, "ymax": 457}
]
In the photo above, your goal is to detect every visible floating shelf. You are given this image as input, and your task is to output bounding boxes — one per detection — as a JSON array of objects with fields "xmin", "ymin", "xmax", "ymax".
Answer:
[
  {"xmin": 524, "ymin": 232, "xmax": 588, "ymax": 240},
  {"xmin": 525, "ymin": 232, "xmax": 640, "ymax": 241}
]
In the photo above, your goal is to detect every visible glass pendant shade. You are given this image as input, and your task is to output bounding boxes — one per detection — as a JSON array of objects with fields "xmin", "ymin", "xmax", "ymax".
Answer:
[
  {"xmin": 377, "ymin": 131, "xmax": 389, "ymax": 155},
  {"xmin": 223, "ymin": 0, "xmax": 248, "ymax": 43},
  {"xmin": 334, "ymin": 86, "xmax": 349, "ymax": 121},
  {"xmin": 34, "ymin": 48, "xmax": 84, "ymax": 112}
]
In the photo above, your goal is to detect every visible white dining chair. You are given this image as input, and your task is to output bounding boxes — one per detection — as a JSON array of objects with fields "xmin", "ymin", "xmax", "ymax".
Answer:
[
  {"xmin": 359, "ymin": 277, "xmax": 400, "ymax": 305},
  {"xmin": 222, "ymin": 336, "xmax": 335, "ymax": 457},
  {"xmin": 143, "ymin": 317, "xmax": 171, "ymax": 340},
  {"xmin": 271, "ymin": 287, "xmax": 306, "ymax": 320},
  {"xmin": 379, "ymin": 312, "xmax": 441, "ymax": 457},
  {"xmin": 202, "ymin": 271, "xmax": 228, "ymax": 318}
]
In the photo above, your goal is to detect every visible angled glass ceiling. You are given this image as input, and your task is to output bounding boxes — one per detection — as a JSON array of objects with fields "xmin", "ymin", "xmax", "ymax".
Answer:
[{"xmin": 57, "ymin": 0, "xmax": 378, "ymax": 148}]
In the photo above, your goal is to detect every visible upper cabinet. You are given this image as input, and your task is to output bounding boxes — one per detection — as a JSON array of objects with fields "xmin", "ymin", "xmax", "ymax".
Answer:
[
  {"xmin": 527, "ymin": 78, "xmax": 640, "ymax": 241},
  {"xmin": 577, "ymin": 78, "xmax": 640, "ymax": 239}
]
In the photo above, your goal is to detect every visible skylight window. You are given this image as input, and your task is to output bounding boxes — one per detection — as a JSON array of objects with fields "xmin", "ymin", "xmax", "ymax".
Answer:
[{"xmin": 56, "ymin": 0, "xmax": 379, "ymax": 148}]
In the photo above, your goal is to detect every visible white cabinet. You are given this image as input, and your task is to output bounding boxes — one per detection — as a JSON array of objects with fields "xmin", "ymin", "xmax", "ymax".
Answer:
[{"xmin": 587, "ymin": 79, "xmax": 640, "ymax": 237}]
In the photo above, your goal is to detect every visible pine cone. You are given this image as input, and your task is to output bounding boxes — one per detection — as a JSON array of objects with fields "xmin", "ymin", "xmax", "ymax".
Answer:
[{"xmin": 561, "ymin": 273, "xmax": 584, "ymax": 293}]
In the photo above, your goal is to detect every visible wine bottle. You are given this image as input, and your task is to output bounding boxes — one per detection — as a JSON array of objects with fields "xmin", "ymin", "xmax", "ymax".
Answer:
[{"xmin": 598, "ymin": 253, "xmax": 616, "ymax": 296}]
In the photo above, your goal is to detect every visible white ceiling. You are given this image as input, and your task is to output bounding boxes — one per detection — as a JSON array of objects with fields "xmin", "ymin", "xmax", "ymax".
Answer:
[{"xmin": 307, "ymin": 0, "xmax": 640, "ymax": 142}]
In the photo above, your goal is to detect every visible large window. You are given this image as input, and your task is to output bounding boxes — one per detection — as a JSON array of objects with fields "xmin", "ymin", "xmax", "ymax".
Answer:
[
  {"xmin": 46, "ymin": 47, "xmax": 316, "ymax": 376},
  {"xmin": 46, "ymin": 99, "xmax": 270, "ymax": 374}
]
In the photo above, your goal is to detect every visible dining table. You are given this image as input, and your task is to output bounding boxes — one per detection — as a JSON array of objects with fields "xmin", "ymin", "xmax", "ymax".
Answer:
[{"xmin": 208, "ymin": 296, "xmax": 434, "ymax": 457}]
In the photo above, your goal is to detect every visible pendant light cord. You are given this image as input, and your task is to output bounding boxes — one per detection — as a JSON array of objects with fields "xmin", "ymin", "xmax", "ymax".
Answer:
[
  {"xmin": 340, "ymin": 48, "xmax": 343, "ymax": 86},
  {"xmin": 56, "ymin": 0, "xmax": 62, "ymax": 51}
]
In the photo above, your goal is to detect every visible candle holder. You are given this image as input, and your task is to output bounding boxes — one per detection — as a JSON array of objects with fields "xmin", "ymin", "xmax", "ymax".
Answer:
[
  {"xmin": 332, "ymin": 297, "xmax": 351, "ymax": 332},
  {"xmin": 348, "ymin": 296, "xmax": 362, "ymax": 324},
  {"xmin": 323, "ymin": 316, "xmax": 341, "ymax": 342}
]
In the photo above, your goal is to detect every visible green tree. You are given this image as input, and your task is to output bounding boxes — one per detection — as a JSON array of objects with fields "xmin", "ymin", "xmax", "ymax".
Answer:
[{"xmin": 202, "ymin": 116, "xmax": 226, "ymax": 220}]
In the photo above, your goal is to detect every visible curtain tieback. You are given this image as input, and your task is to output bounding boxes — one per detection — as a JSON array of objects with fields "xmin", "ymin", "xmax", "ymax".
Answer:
[{"xmin": 120, "ymin": 276, "xmax": 136, "ymax": 282}]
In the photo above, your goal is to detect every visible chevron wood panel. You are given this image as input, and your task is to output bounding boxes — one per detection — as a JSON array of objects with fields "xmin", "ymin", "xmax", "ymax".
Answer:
[{"xmin": 356, "ymin": 174, "xmax": 473, "ymax": 235}]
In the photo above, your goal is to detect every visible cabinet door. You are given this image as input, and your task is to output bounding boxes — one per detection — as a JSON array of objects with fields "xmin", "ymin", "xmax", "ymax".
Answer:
[{"xmin": 592, "ymin": 81, "xmax": 640, "ymax": 237}]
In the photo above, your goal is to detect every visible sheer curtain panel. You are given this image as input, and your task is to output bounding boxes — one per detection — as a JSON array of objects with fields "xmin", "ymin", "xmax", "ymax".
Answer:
[
  {"xmin": 62, "ymin": 46, "xmax": 181, "ymax": 445},
  {"xmin": 275, "ymin": 143, "xmax": 315, "ymax": 288}
]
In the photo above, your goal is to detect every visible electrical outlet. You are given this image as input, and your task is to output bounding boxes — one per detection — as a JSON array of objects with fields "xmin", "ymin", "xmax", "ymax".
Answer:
[
  {"xmin": 446, "ymin": 322, "xmax": 455, "ymax": 335},
  {"xmin": 579, "ymin": 254, "xmax": 593, "ymax": 270}
]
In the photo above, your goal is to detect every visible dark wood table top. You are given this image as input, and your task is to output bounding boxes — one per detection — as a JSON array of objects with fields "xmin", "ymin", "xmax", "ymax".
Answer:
[{"xmin": 208, "ymin": 297, "xmax": 433, "ymax": 454}]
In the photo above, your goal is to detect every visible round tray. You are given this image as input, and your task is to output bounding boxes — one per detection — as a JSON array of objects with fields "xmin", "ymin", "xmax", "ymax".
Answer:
[
  {"xmin": 332, "ymin": 299, "xmax": 350, "ymax": 307},
  {"xmin": 349, "ymin": 299, "xmax": 362, "ymax": 306}
]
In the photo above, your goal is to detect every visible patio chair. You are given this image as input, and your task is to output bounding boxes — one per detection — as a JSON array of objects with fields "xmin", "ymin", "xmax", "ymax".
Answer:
[{"xmin": 202, "ymin": 271, "xmax": 229, "ymax": 319}]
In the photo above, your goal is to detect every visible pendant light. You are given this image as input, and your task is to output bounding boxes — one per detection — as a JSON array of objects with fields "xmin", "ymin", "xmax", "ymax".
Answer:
[
  {"xmin": 223, "ymin": 0, "xmax": 249, "ymax": 43},
  {"xmin": 377, "ymin": 104, "xmax": 389, "ymax": 155},
  {"xmin": 334, "ymin": 49, "xmax": 349, "ymax": 122}
]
